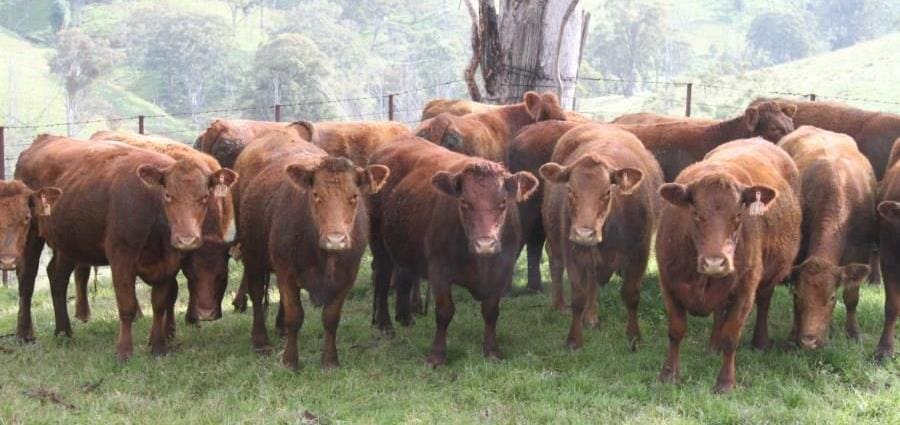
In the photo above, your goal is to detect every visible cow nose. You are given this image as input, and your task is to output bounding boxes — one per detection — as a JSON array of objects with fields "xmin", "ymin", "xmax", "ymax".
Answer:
[
  {"xmin": 322, "ymin": 233, "xmax": 350, "ymax": 251},
  {"xmin": 570, "ymin": 227, "xmax": 598, "ymax": 245},
  {"xmin": 195, "ymin": 307, "xmax": 220, "ymax": 322},
  {"xmin": 472, "ymin": 237, "xmax": 499, "ymax": 255},
  {"xmin": 173, "ymin": 236, "xmax": 201, "ymax": 250},
  {"xmin": 699, "ymin": 256, "xmax": 728, "ymax": 276},
  {"xmin": 0, "ymin": 256, "xmax": 16, "ymax": 270},
  {"xmin": 799, "ymin": 334, "xmax": 820, "ymax": 350}
]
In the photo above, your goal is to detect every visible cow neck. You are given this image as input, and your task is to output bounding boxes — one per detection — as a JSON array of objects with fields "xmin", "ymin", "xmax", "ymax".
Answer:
[
  {"xmin": 704, "ymin": 115, "xmax": 750, "ymax": 149},
  {"xmin": 491, "ymin": 104, "xmax": 532, "ymax": 136}
]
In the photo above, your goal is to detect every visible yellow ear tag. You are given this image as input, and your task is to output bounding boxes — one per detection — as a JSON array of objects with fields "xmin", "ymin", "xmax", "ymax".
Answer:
[
  {"xmin": 214, "ymin": 176, "xmax": 228, "ymax": 198},
  {"xmin": 39, "ymin": 194, "xmax": 52, "ymax": 216},
  {"xmin": 748, "ymin": 191, "xmax": 765, "ymax": 216}
]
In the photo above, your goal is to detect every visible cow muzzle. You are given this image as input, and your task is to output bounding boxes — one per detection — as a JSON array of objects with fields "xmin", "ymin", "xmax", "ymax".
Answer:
[
  {"xmin": 195, "ymin": 307, "xmax": 221, "ymax": 322},
  {"xmin": 799, "ymin": 333, "xmax": 823, "ymax": 350},
  {"xmin": 172, "ymin": 235, "xmax": 202, "ymax": 251},
  {"xmin": 321, "ymin": 232, "xmax": 350, "ymax": 252},
  {"xmin": 698, "ymin": 255, "xmax": 732, "ymax": 277},
  {"xmin": 471, "ymin": 237, "xmax": 500, "ymax": 255},
  {"xmin": 0, "ymin": 255, "xmax": 17, "ymax": 270},
  {"xmin": 569, "ymin": 226, "xmax": 601, "ymax": 245}
]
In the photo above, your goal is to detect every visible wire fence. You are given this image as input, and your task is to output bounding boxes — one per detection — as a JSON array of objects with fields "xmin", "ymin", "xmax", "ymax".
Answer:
[{"xmin": 3, "ymin": 73, "xmax": 900, "ymax": 180}]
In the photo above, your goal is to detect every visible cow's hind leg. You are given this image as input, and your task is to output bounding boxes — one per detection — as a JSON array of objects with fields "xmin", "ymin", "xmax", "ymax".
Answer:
[
  {"xmin": 148, "ymin": 279, "xmax": 176, "ymax": 356},
  {"xmin": 74, "ymin": 265, "xmax": 91, "ymax": 322},
  {"xmin": 426, "ymin": 277, "xmax": 455, "ymax": 368},
  {"xmin": 394, "ymin": 267, "xmax": 416, "ymax": 327},
  {"xmin": 16, "ymin": 231, "xmax": 44, "ymax": 343},
  {"xmin": 47, "ymin": 254, "xmax": 76, "ymax": 338}
]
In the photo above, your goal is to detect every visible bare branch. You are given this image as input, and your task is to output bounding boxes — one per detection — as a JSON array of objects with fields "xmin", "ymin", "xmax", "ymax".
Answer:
[
  {"xmin": 463, "ymin": 0, "xmax": 483, "ymax": 101},
  {"xmin": 555, "ymin": 0, "xmax": 580, "ymax": 97}
]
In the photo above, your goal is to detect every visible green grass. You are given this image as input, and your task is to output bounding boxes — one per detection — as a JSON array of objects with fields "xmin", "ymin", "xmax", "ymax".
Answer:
[{"xmin": 1, "ymin": 252, "xmax": 900, "ymax": 424}]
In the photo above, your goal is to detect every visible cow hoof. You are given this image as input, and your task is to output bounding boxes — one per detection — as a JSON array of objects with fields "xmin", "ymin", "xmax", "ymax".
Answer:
[
  {"xmin": 232, "ymin": 298, "xmax": 248, "ymax": 313},
  {"xmin": 116, "ymin": 350, "xmax": 133, "ymax": 363},
  {"xmin": 150, "ymin": 346, "xmax": 168, "ymax": 357},
  {"xmin": 54, "ymin": 327, "xmax": 73, "ymax": 338},
  {"xmin": 16, "ymin": 329, "xmax": 35, "ymax": 344},
  {"xmin": 396, "ymin": 315, "xmax": 415, "ymax": 327},
  {"xmin": 75, "ymin": 312, "xmax": 90, "ymax": 323},
  {"xmin": 874, "ymin": 346, "xmax": 894, "ymax": 362},
  {"xmin": 322, "ymin": 358, "xmax": 341, "ymax": 370},
  {"xmin": 751, "ymin": 339, "xmax": 770, "ymax": 351},
  {"xmin": 628, "ymin": 336, "xmax": 641, "ymax": 352},
  {"xmin": 658, "ymin": 367, "xmax": 679, "ymax": 384},
  {"xmin": 583, "ymin": 316, "xmax": 599, "ymax": 330},
  {"xmin": 377, "ymin": 326, "xmax": 396, "ymax": 338},
  {"xmin": 483, "ymin": 349, "xmax": 504, "ymax": 361},
  {"xmin": 846, "ymin": 327, "xmax": 861, "ymax": 342},
  {"xmin": 550, "ymin": 302, "xmax": 567, "ymax": 314},
  {"xmin": 713, "ymin": 380, "xmax": 735, "ymax": 394},
  {"xmin": 426, "ymin": 353, "xmax": 446, "ymax": 368},
  {"xmin": 565, "ymin": 338, "xmax": 582, "ymax": 351}
]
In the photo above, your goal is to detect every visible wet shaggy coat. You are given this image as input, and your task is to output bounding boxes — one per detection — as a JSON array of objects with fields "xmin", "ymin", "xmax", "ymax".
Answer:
[
  {"xmin": 194, "ymin": 119, "xmax": 315, "ymax": 168},
  {"xmin": 778, "ymin": 126, "xmax": 877, "ymax": 349},
  {"xmin": 540, "ymin": 124, "xmax": 663, "ymax": 350},
  {"xmin": 612, "ymin": 112, "xmax": 718, "ymax": 126},
  {"xmin": 616, "ymin": 101, "xmax": 797, "ymax": 182},
  {"xmin": 656, "ymin": 138, "xmax": 801, "ymax": 393},
  {"xmin": 14, "ymin": 135, "xmax": 235, "ymax": 360},
  {"xmin": 368, "ymin": 137, "xmax": 538, "ymax": 366},
  {"xmin": 874, "ymin": 138, "xmax": 900, "ymax": 360},
  {"xmin": 507, "ymin": 120, "xmax": 584, "ymax": 292},
  {"xmin": 758, "ymin": 99, "xmax": 900, "ymax": 179}
]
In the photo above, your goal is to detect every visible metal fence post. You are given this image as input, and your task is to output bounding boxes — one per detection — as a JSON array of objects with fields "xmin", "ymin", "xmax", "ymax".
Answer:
[
  {"xmin": 388, "ymin": 94, "xmax": 395, "ymax": 121},
  {"xmin": 809, "ymin": 93, "xmax": 816, "ymax": 102},
  {"xmin": 685, "ymin": 83, "xmax": 693, "ymax": 117},
  {"xmin": 138, "ymin": 115, "xmax": 145, "ymax": 134},
  {"xmin": 274, "ymin": 104, "xmax": 282, "ymax": 122}
]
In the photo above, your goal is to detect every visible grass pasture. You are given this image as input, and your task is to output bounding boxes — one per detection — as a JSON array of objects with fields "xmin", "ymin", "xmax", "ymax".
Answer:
[{"xmin": 1, "ymin": 254, "xmax": 900, "ymax": 424}]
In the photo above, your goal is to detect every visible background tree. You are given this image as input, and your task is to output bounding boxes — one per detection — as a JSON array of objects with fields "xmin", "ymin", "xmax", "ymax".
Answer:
[
  {"xmin": 244, "ymin": 33, "xmax": 335, "ymax": 121},
  {"xmin": 50, "ymin": 0, "xmax": 70, "ymax": 31},
  {"xmin": 49, "ymin": 27, "xmax": 119, "ymax": 135},
  {"xmin": 225, "ymin": 0, "xmax": 260, "ymax": 28},
  {"xmin": 746, "ymin": 12, "xmax": 811, "ymax": 67},
  {"xmin": 812, "ymin": 0, "xmax": 897, "ymax": 49}
]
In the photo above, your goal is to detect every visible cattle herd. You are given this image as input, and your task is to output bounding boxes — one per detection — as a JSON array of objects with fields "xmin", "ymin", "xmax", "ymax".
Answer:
[{"xmin": 2, "ymin": 91, "xmax": 900, "ymax": 394}]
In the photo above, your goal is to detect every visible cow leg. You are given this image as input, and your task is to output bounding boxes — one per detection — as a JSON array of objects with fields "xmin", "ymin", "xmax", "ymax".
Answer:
[
  {"xmin": 481, "ymin": 292, "xmax": 503, "ymax": 360},
  {"xmin": 74, "ymin": 265, "xmax": 91, "ymax": 322},
  {"xmin": 322, "ymin": 287, "xmax": 351, "ymax": 369},
  {"xmin": 548, "ymin": 247, "xmax": 566, "ymax": 313},
  {"xmin": 166, "ymin": 279, "xmax": 178, "ymax": 339},
  {"xmin": 875, "ymin": 261, "xmax": 900, "ymax": 360},
  {"xmin": 110, "ymin": 261, "xmax": 140, "ymax": 362},
  {"xmin": 658, "ymin": 289, "xmax": 686, "ymax": 384},
  {"xmin": 843, "ymin": 281, "xmax": 861, "ymax": 341},
  {"xmin": 232, "ymin": 280, "xmax": 248, "ymax": 313},
  {"xmin": 275, "ymin": 266, "xmax": 303, "ymax": 370},
  {"xmin": 148, "ymin": 280, "xmax": 175, "ymax": 356},
  {"xmin": 244, "ymin": 262, "xmax": 272, "ymax": 353},
  {"xmin": 410, "ymin": 280, "xmax": 426, "ymax": 316},
  {"xmin": 621, "ymin": 259, "xmax": 646, "ymax": 351},
  {"xmin": 394, "ymin": 267, "xmax": 416, "ymax": 327},
  {"xmin": 371, "ymin": 243, "xmax": 395, "ymax": 335},
  {"xmin": 751, "ymin": 283, "xmax": 776, "ymax": 350},
  {"xmin": 526, "ymin": 238, "xmax": 544, "ymax": 292},
  {"xmin": 708, "ymin": 308, "xmax": 726, "ymax": 355},
  {"xmin": 869, "ymin": 249, "xmax": 882, "ymax": 285},
  {"xmin": 712, "ymin": 290, "xmax": 756, "ymax": 394},
  {"xmin": 47, "ymin": 254, "xmax": 76, "ymax": 338},
  {"xmin": 16, "ymin": 231, "xmax": 44, "ymax": 343},
  {"xmin": 426, "ymin": 280, "xmax": 455, "ymax": 368}
]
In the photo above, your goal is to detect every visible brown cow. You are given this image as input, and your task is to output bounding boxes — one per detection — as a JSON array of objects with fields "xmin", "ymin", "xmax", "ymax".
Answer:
[
  {"xmin": 194, "ymin": 119, "xmax": 315, "ymax": 168},
  {"xmin": 756, "ymin": 99, "xmax": 900, "ymax": 180},
  {"xmin": 612, "ymin": 112, "xmax": 718, "ymax": 125},
  {"xmin": 415, "ymin": 91, "xmax": 569, "ymax": 162},
  {"xmin": 89, "ymin": 130, "xmax": 237, "ymax": 323},
  {"xmin": 0, "ymin": 181, "xmax": 61, "ymax": 270},
  {"xmin": 778, "ymin": 126, "xmax": 876, "ymax": 349},
  {"xmin": 14, "ymin": 135, "xmax": 236, "ymax": 360},
  {"xmin": 540, "ymin": 124, "xmax": 663, "ymax": 350},
  {"xmin": 875, "ymin": 138, "xmax": 900, "ymax": 360},
  {"xmin": 617, "ymin": 101, "xmax": 797, "ymax": 182},
  {"xmin": 235, "ymin": 133, "xmax": 388, "ymax": 369},
  {"xmin": 369, "ymin": 137, "xmax": 537, "ymax": 366},
  {"xmin": 508, "ymin": 120, "xmax": 584, "ymax": 293},
  {"xmin": 656, "ymin": 138, "xmax": 801, "ymax": 393},
  {"xmin": 305, "ymin": 121, "xmax": 410, "ymax": 167},
  {"xmin": 422, "ymin": 97, "xmax": 590, "ymax": 123}
]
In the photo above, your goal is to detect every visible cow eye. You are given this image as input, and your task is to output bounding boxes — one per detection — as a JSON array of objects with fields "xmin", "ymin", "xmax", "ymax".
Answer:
[
  {"xmin": 349, "ymin": 194, "xmax": 359, "ymax": 204},
  {"xmin": 200, "ymin": 194, "xmax": 209, "ymax": 204},
  {"xmin": 498, "ymin": 200, "xmax": 506, "ymax": 209},
  {"xmin": 313, "ymin": 192, "xmax": 322, "ymax": 203},
  {"xmin": 460, "ymin": 200, "xmax": 472, "ymax": 210},
  {"xmin": 164, "ymin": 192, "xmax": 172, "ymax": 202},
  {"xmin": 23, "ymin": 215, "xmax": 31, "ymax": 224}
]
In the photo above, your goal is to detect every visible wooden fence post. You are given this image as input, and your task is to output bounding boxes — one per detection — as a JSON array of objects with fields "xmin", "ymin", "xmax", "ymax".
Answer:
[
  {"xmin": 685, "ymin": 83, "xmax": 693, "ymax": 117},
  {"xmin": 388, "ymin": 94, "xmax": 395, "ymax": 121},
  {"xmin": 138, "ymin": 115, "xmax": 145, "ymax": 134},
  {"xmin": 809, "ymin": 93, "xmax": 816, "ymax": 101},
  {"xmin": 274, "ymin": 104, "xmax": 282, "ymax": 122}
]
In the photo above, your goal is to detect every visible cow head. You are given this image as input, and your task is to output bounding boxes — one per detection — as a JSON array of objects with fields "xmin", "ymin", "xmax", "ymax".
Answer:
[
  {"xmin": 878, "ymin": 201, "xmax": 900, "ymax": 226},
  {"xmin": 524, "ymin": 91, "xmax": 567, "ymax": 123},
  {"xmin": 0, "ymin": 181, "xmax": 61, "ymax": 270},
  {"xmin": 137, "ymin": 159, "xmax": 238, "ymax": 251},
  {"xmin": 432, "ymin": 162, "xmax": 538, "ymax": 255},
  {"xmin": 286, "ymin": 157, "xmax": 389, "ymax": 252},
  {"xmin": 540, "ymin": 155, "xmax": 643, "ymax": 246},
  {"xmin": 181, "ymin": 192, "xmax": 236, "ymax": 322},
  {"xmin": 791, "ymin": 256, "xmax": 869, "ymax": 349},
  {"xmin": 744, "ymin": 101, "xmax": 796, "ymax": 142},
  {"xmin": 659, "ymin": 175, "xmax": 777, "ymax": 277}
]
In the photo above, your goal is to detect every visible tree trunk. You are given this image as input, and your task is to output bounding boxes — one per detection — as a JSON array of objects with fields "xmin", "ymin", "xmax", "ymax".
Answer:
[{"xmin": 469, "ymin": 0, "xmax": 587, "ymax": 106}]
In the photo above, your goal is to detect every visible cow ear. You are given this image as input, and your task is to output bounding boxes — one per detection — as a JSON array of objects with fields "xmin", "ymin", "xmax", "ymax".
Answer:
[
  {"xmin": 209, "ymin": 168, "xmax": 238, "ymax": 189},
  {"xmin": 839, "ymin": 263, "xmax": 870, "ymax": 289},
  {"xmin": 878, "ymin": 201, "xmax": 900, "ymax": 221},
  {"xmin": 524, "ymin": 91, "xmax": 541, "ymax": 121},
  {"xmin": 285, "ymin": 163, "xmax": 316, "ymax": 189},
  {"xmin": 30, "ymin": 187, "xmax": 62, "ymax": 216},
  {"xmin": 659, "ymin": 183, "xmax": 691, "ymax": 208},
  {"xmin": 744, "ymin": 106, "xmax": 760, "ymax": 132},
  {"xmin": 360, "ymin": 165, "xmax": 390, "ymax": 194},
  {"xmin": 780, "ymin": 102, "xmax": 798, "ymax": 118},
  {"xmin": 612, "ymin": 168, "xmax": 643, "ymax": 195},
  {"xmin": 539, "ymin": 162, "xmax": 568, "ymax": 183},
  {"xmin": 741, "ymin": 185, "xmax": 777, "ymax": 215},
  {"xmin": 506, "ymin": 171, "xmax": 539, "ymax": 202},
  {"xmin": 137, "ymin": 164, "xmax": 166, "ymax": 189},
  {"xmin": 431, "ymin": 171, "xmax": 462, "ymax": 197},
  {"xmin": 441, "ymin": 131, "xmax": 464, "ymax": 152}
]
